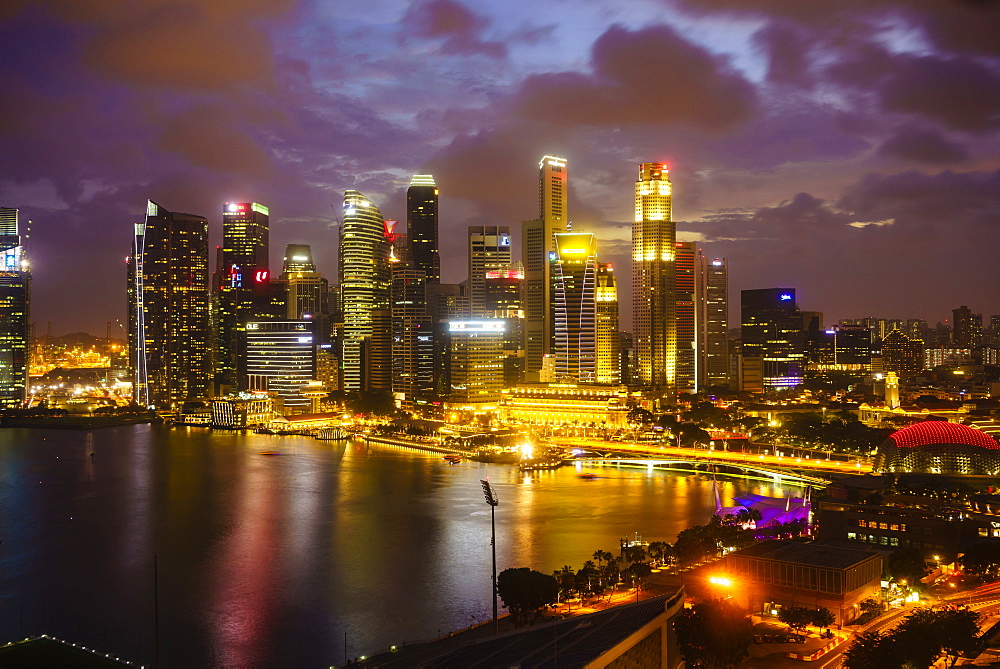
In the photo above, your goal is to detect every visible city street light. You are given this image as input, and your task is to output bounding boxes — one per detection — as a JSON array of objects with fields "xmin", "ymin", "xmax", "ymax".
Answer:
[{"xmin": 481, "ymin": 479, "xmax": 499, "ymax": 635}]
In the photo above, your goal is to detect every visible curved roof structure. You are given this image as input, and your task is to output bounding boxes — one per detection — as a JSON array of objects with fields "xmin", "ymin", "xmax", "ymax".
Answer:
[{"xmin": 888, "ymin": 421, "xmax": 1000, "ymax": 450}]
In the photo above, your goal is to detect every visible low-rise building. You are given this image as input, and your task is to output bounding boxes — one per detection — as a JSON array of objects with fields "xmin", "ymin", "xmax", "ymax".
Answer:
[
  {"xmin": 211, "ymin": 393, "xmax": 273, "ymax": 429},
  {"xmin": 719, "ymin": 540, "xmax": 882, "ymax": 626},
  {"xmin": 499, "ymin": 383, "xmax": 633, "ymax": 428}
]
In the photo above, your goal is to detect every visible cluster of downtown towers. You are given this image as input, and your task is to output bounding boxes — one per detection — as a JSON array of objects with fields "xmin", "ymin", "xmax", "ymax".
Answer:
[{"xmin": 95, "ymin": 159, "xmax": 730, "ymax": 411}]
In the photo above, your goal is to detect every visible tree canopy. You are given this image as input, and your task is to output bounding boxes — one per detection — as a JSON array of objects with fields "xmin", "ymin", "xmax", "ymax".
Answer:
[
  {"xmin": 496, "ymin": 567, "xmax": 559, "ymax": 628},
  {"xmin": 675, "ymin": 598, "xmax": 753, "ymax": 669}
]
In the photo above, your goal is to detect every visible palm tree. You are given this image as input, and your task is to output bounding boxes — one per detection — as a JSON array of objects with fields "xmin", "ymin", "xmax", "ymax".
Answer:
[{"xmin": 593, "ymin": 549, "xmax": 605, "ymax": 571}]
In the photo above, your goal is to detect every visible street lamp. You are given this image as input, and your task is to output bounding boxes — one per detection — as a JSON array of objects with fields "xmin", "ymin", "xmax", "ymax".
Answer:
[{"xmin": 481, "ymin": 479, "xmax": 500, "ymax": 635}]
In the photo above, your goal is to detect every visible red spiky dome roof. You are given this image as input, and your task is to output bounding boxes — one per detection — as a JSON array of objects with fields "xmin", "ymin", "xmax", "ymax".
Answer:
[{"xmin": 888, "ymin": 422, "xmax": 1000, "ymax": 450}]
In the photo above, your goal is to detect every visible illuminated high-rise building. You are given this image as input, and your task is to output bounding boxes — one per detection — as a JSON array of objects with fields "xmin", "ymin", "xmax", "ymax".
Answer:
[
  {"xmin": 632, "ymin": 162, "xmax": 675, "ymax": 396},
  {"xmin": 391, "ymin": 260, "xmax": 432, "ymax": 409},
  {"xmin": 407, "ymin": 175, "xmax": 439, "ymax": 284},
  {"xmin": 595, "ymin": 263, "xmax": 620, "ymax": 384},
  {"xmin": 674, "ymin": 241, "xmax": 696, "ymax": 394},
  {"xmin": 280, "ymin": 244, "xmax": 328, "ymax": 321},
  {"xmin": 952, "ymin": 305, "xmax": 983, "ymax": 349},
  {"xmin": 468, "ymin": 225, "xmax": 512, "ymax": 318},
  {"xmin": 740, "ymin": 288, "xmax": 805, "ymax": 391},
  {"xmin": 448, "ymin": 320, "xmax": 506, "ymax": 405},
  {"xmin": 696, "ymin": 252, "xmax": 729, "ymax": 390},
  {"xmin": 0, "ymin": 206, "xmax": 29, "ymax": 408},
  {"xmin": 522, "ymin": 156, "xmax": 568, "ymax": 378},
  {"xmin": 552, "ymin": 232, "xmax": 597, "ymax": 382},
  {"xmin": 484, "ymin": 263, "xmax": 525, "ymax": 387},
  {"xmin": 245, "ymin": 320, "xmax": 315, "ymax": 414},
  {"xmin": 339, "ymin": 190, "xmax": 391, "ymax": 390},
  {"xmin": 128, "ymin": 200, "xmax": 210, "ymax": 407},
  {"xmin": 214, "ymin": 202, "xmax": 270, "ymax": 390}
]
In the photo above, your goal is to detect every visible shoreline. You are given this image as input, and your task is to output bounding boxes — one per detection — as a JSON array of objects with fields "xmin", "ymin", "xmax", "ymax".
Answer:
[{"xmin": 0, "ymin": 415, "xmax": 160, "ymax": 430}]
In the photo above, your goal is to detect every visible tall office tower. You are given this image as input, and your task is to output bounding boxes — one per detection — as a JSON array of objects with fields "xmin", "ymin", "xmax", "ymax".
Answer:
[
  {"xmin": 339, "ymin": 190, "xmax": 391, "ymax": 391},
  {"xmin": 280, "ymin": 244, "xmax": 328, "ymax": 322},
  {"xmin": 245, "ymin": 320, "xmax": 315, "ymax": 414},
  {"xmin": 522, "ymin": 155, "xmax": 568, "ymax": 378},
  {"xmin": 552, "ymin": 232, "xmax": 597, "ymax": 382},
  {"xmin": 833, "ymin": 325, "xmax": 872, "ymax": 367},
  {"xmin": 952, "ymin": 305, "xmax": 983, "ymax": 349},
  {"xmin": 696, "ymin": 252, "xmax": 729, "ymax": 390},
  {"xmin": 632, "ymin": 162, "xmax": 675, "ymax": 396},
  {"xmin": 674, "ymin": 241, "xmax": 696, "ymax": 393},
  {"xmin": 881, "ymin": 329, "xmax": 923, "ymax": 374},
  {"xmin": 448, "ymin": 320, "xmax": 506, "ymax": 404},
  {"xmin": 801, "ymin": 311, "xmax": 828, "ymax": 364},
  {"xmin": 484, "ymin": 263, "xmax": 525, "ymax": 387},
  {"xmin": 391, "ymin": 262, "xmax": 431, "ymax": 409},
  {"xmin": 468, "ymin": 225, "xmax": 512, "ymax": 318},
  {"xmin": 128, "ymin": 200, "xmax": 210, "ymax": 407},
  {"xmin": 740, "ymin": 288, "xmax": 805, "ymax": 391},
  {"xmin": 990, "ymin": 315, "xmax": 1000, "ymax": 347},
  {"xmin": 214, "ymin": 202, "xmax": 270, "ymax": 390},
  {"xmin": 595, "ymin": 263, "xmax": 620, "ymax": 384},
  {"xmin": 407, "ymin": 175, "xmax": 439, "ymax": 284},
  {"xmin": 906, "ymin": 319, "xmax": 929, "ymax": 345},
  {"xmin": 0, "ymin": 206, "xmax": 29, "ymax": 408}
]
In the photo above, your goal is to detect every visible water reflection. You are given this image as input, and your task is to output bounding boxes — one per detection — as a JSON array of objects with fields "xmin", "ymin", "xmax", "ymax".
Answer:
[{"xmin": 0, "ymin": 427, "xmax": 791, "ymax": 667}]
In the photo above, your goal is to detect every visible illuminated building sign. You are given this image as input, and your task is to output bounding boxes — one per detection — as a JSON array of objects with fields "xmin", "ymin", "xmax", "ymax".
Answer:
[
  {"xmin": 500, "ymin": 235, "xmax": 510, "ymax": 246},
  {"xmin": 449, "ymin": 321, "xmax": 505, "ymax": 333},
  {"xmin": 780, "ymin": 293, "xmax": 792, "ymax": 301},
  {"xmin": 255, "ymin": 270, "xmax": 269, "ymax": 283}
]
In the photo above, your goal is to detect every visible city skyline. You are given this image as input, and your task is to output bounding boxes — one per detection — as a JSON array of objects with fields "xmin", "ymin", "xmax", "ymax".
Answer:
[{"xmin": 3, "ymin": 1, "xmax": 1000, "ymax": 334}]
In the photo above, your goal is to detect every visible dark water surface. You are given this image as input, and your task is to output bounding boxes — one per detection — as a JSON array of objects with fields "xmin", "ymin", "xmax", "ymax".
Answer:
[{"xmin": 0, "ymin": 425, "xmax": 788, "ymax": 667}]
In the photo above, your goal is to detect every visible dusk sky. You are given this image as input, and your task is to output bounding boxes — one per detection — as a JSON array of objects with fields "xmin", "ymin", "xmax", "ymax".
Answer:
[{"xmin": 3, "ymin": 0, "xmax": 1000, "ymax": 336}]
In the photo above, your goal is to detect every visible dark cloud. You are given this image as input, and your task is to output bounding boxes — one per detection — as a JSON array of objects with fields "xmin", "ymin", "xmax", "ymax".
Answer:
[
  {"xmin": 879, "ymin": 55, "xmax": 1000, "ymax": 132},
  {"xmin": 514, "ymin": 24, "xmax": 758, "ymax": 131},
  {"xmin": 156, "ymin": 105, "xmax": 275, "ymax": 178},
  {"xmin": 752, "ymin": 21, "xmax": 815, "ymax": 86},
  {"xmin": 878, "ymin": 125, "xmax": 969, "ymax": 163},
  {"xmin": 400, "ymin": 0, "xmax": 506, "ymax": 58}
]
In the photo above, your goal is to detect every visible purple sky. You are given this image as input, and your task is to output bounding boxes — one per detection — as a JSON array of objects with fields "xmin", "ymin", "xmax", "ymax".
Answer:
[{"xmin": 3, "ymin": 0, "xmax": 1000, "ymax": 336}]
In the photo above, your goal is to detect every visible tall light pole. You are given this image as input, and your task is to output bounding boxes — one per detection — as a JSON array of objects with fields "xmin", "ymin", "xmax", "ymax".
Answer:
[{"xmin": 481, "ymin": 479, "xmax": 499, "ymax": 635}]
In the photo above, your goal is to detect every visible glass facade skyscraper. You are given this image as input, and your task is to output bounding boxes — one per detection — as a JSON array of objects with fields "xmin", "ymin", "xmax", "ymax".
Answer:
[
  {"xmin": 632, "ymin": 162, "xmax": 676, "ymax": 397},
  {"xmin": 128, "ymin": 200, "xmax": 210, "ymax": 408},
  {"xmin": 339, "ymin": 190, "xmax": 390, "ymax": 391},
  {"xmin": 407, "ymin": 175, "xmax": 439, "ymax": 284},
  {"xmin": 214, "ymin": 202, "xmax": 270, "ymax": 390},
  {"xmin": 0, "ymin": 206, "xmax": 29, "ymax": 409}
]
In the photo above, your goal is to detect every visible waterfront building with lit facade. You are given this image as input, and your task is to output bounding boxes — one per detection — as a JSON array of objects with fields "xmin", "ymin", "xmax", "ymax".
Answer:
[
  {"xmin": 632, "ymin": 162, "xmax": 676, "ymax": 397},
  {"xmin": 499, "ymin": 384, "xmax": 633, "ymax": 429},
  {"xmin": 211, "ymin": 392, "xmax": 274, "ymax": 428},
  {"xmin": 214, "ymin": 202, "xmax": 270, "ymax": 391},
  {"xmin": 468, "ymin": 225, "xmax": 511, "ymax": 318},
  {"xmin": 407, "ymin": 175, "xmax": 439, "ymax": 284},
  {"xmin": 0, "ymin": 206, "xmax": 29, "ymax": 408},
  {"xmin": 339, "ymin": 190, "xmax": 391, "ymax": 391},
  {"xmin": 552, "ymin": 232, "xmax": 597, "ymax": 383},
  {"xmin": 447, "ymin": 320, "xmax": 505, "ymax": 407},
  {"xmin": 128, "ymin": 200, "xmax": 211, "ymax": 408},
  {"xmin": 522, "ymin": 156, "xmax": 568, "ymax": 380},
  {"xmin": 245, "ymin": 320, "xmax": 316, "ymax": 414},
  {"xmin": 696, "ymin": 252, "xmax": 729, "ymax": 390}
]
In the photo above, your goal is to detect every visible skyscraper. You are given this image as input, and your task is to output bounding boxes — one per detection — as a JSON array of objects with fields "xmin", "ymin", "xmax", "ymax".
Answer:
[
  {"xmin": 468, "ymin": 225, "xmax": 512, "ymax": 318},
  {"xmin": 0, "ymin": 206, "xmax": 29, "ymax": 408},
  {"xmin": 339, "ymin": 190, "xmax": 391, "ymax": 391},
  {"xmin": 214, "ymin": 202, "xmax": 270, "ymax": 390},
  {"xmin": 595, "ymin": 263, "xmax": 620, "ymax": 384},
  {"xmin": 740, "ymin": 288, "xmax": 805, "ymax": 391},
  {"xmin": 245, "ymin": 320, "xmax": 316, "ymax": 414},
  {"xmin": 696, "ymin": 252, "xmax": 729, "ymax": 390},
  {"xmin": 952, "ymin": 305, "xmax": 983, "ymax": 349},
  {"xmin": 280, "ymin": 244, "xmax": 328, "ymax": 322},
  {"xmin": 407, "ymin": 175, "xmax": 439, "ymax": 284},
  {"xmin": 128, "ymin": 200, "xmax": 210, "ymax": 408},
  {"xmin": 522, "ymin": 155, "xmax": 568, "ymax": 378},
  {"xmin": 391, "ymin": 260, "xmax": 432, "ymax": 409},
  {"xmin": 632, "ymin": 162, "xmax": 675, "ymax": 396},
  {"xmin": 674, "ymin": 241, "xmax": 696, "ymax": 394},
  {"xmin": 552, "ymin": 232, "xmax": 597, "ymax": 382}
]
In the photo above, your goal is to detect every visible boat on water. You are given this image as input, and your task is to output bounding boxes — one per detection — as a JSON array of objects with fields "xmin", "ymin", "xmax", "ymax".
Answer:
[
  {"xmin": 518, "ymin": 456, "xmax": 565, "ymax": 471},
  {"xmin": 258, "ymin": 450, "xmax": 283, "ymax": 456},
  {"xmin": 443, "ymin": 454, "xmax": 462, "ymax": 464},
  {"xmin": 578, "ymin": 472, "xmax": 600, "ymax": 480}
]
